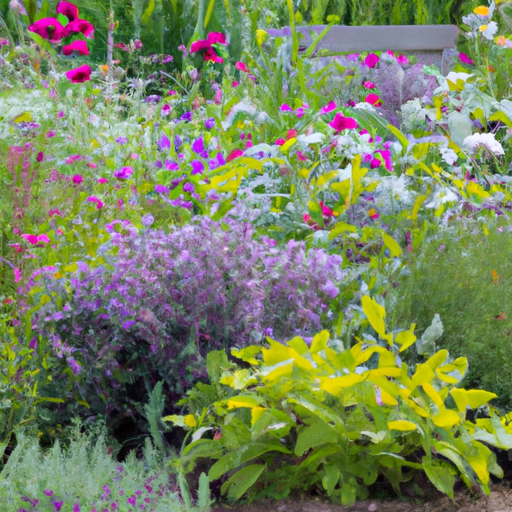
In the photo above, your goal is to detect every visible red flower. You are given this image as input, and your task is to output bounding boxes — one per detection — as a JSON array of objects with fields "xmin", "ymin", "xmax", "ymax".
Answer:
[
  {"xmin": 56, "ymin": 1, "xmax": 79, "ymax": 21},
  {"xmin": 63, "ymin": 40, "xmax": 89, "ymax": 56},
  {"xmin": 66, "ymin": 19, "xmax": 95, "ymax": 39},
  {"xmin": 364, "ymin": 93, "xmax": 382, "ymax": 107},
  {"xmin": 28, "ymin": 18, "xmax": 66, "ymax": 41},
  {"xmin": 66, "ymin": 64, "xmax": 91, "ymax": 83},
  {"xmin": 328, "ymin": 112, "xmax": 358, "ymax": 132}
]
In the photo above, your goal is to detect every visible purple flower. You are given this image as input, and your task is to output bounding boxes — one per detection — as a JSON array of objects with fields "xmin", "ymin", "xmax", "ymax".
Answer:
[
  {"xmin": 122, "ymin": 320, "xmax": 136, "ymax": 330},
  {"xmin": 67, "ymin": 357, "xmax": 81, "ymax": 375},
  {"xmin": 180, "ymin": 111, "xmax": 193, "ymax": 122},
  {"xmin": 53, "ymin": 500, "xmax": 64, "ymax": 512},
  {"xmin": 205, "ymin": 117, "xmax": 215, "ymax": 130},
  {"xmin": 190, "ymin": 160, "xmax": 205, "ymax": 175},
  {"xmin": 44, "ymin": 490, "xmax": 54, "ymax": 497},
  {"xmin": 192, "ymin": 137, "xmax": 205, "ymax": 154},
  {"xmin": 155, "ymin": 185, "xmax": 170, "ymax": 194},
  {"xmin": 183, "ymin": 183, "xmax": 195, "ymax": 193},
  {"xmin": 73, "ymin": 504, "xmax": 80, "ymax": 512},
  {"xmin": 115, "ymin": 136, "xmax": 128, "ymax": 145},
  {"xmin": 157, "ymin": 134, "xmax": 171, "ymax": 152},
  {"xmin": 127, "ymin": 496, "xmax": 137, "ymax": 506},
  {"xmin": 174, "ymin": 135, "xmax": 183, "ymax": 150},
  {"xmin": 162, "ymin": 55, "xmax": 174, "ymax": 63},
  {"xmin": 114, "ymin": 167, "xmax": 133, "ymax": 180},
  {"xmin": 145, "ymin": 95, "xmax": 161, "ymax": 104},
  {"xmin": 165, "ymin": 160, "xmax": 179, "ymax": 171}
]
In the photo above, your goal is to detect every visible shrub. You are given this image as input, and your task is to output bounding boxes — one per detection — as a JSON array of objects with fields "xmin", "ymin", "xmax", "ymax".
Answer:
[
  {"xmin": 26, "ymin": 216, "xmax": 344, "ymax": 427},
  {"xmin": 388, "ymin": 221, "xmax": 512, "ymax": 408},
  {"xmin": 167, "ymin": 296, "xmax": 511, "ymax": 505}
]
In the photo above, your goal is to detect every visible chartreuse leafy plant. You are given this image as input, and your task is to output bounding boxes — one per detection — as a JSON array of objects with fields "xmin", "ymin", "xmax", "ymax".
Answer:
[{"xmin": 166, "ymin": 296, "xmax": 511, "ymax": 505}]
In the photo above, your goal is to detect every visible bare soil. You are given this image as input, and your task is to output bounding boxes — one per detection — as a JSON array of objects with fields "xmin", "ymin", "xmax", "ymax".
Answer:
[{"xmin": 212, "ymin": 485, "xmax": 512, "ymax": 512}]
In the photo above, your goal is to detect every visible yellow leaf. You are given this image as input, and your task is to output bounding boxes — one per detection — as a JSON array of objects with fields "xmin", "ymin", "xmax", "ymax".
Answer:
[
  {"xmin": 227, "ymin": 397, "xmax": 261, "ymax": 409},
  {"xmin": 14, "ymin": 112, "xmax": 32, "ymax": 124},
  {"xmin": 411, "ymin": 364, "xmax": 436, "ymax": 390},
  {"xmin": 388, "ymin": 420, "xmax": 418, "ymax": 431},
  {"xmin": 382, "ymin": 233, "xmax": 403, "ymax": 258},
  {"xmin": 280, "ymin": 138, "xmax": 296, "ymax": 152},
  {"xmin": 251, "ymin": 407, "xmax": 266, "ymax": 425},
  {"xmin": 395, "ymin": 324, "xmax": 416, "ymax": 352},
  {"xmin": 422, "ymin": 382, "xmax": 444, "ymax": 408},
  {"xmin": 361, "ymin": 295, "xmax": 387, "ymax": 341},
  {"xmin": 310, "ymin": 330, "xmax": 329, "ymax": 354},
  {"xmin": 64, "ymin": 263, "xmax": 79, "ymax": 273},
  {"xmin": 320, "ymin": 374, "xmax": 365, "ymax": 394},
  {"xmin": 426, "ymin": 350, "xmax": 448, "ymax": 370},
  {"xmin": 451, "ymin": 389, "xmax": 497, "ymax": 412},
  {"xmin": 380, "ymin": 389, "xmax": 399, "ymax": 406},
  {"xmin": 387, "ymin": 124, "xmax": 409, "ymax": 151},
  {"xmin": 184, "ymin": 414, "xmax": 197, "ymax": 427},
  {"xmin": 39, "ymin": 295, "xmax": 51, "ymax": 305},
  {"xmin": 432, "ymin": 408, "xmax": 461, "ymax": 429}
]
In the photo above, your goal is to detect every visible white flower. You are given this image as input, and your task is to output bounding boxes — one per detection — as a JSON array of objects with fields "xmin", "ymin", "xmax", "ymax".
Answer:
[
  {"xmin": 440, "ymin": 146, "xmax": 458, "ymax": 165},
  {"xmin": 463, "ymin": 132, "xmax": 504, "ymax": 155},
  {"xmin": 446, "ymin": 72, "xmax": 471, "ymax": 86},
  {"xmin": 297, "ymin": 133, "xmax": 326, "ymax": 145},
  {"xmin": 479, "ymin": 21, "xmax": 498, "ymax": 40}
]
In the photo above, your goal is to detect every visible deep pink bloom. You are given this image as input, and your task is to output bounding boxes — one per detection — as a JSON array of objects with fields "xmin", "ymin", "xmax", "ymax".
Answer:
[
  {"xmin": 363, "ymin": 81, "xmax": 376, "ymax": 89},
  {"xmin": 459, "ymin": 52, "xmax": 476, "ymax": 66},
  {"xmin": 36, "ymin": 152, "xmax": 44, "ymax": 162},
  {"xmin": 287, "ymin": 129, "xmax": 297, "ymax": 139},
  {"xmin": 66, "ymin": 64, "xmax": 91, "ymax": 83},
  {"xmin": 190, "ymin": 39, "xmax": 211, "ymax": 53},
  {"xmin": 375, "ymin": 149, "xmax": 393, "ymax": 171},
  {"xmin": 88, "ymin": 162, "xmax": 97, "ymax": 168},
  {"xmin": 226, "ymin": 149, "xmax": 243, "ymax": 162},
  {"xmin": 114, "ymin": 166, "xmax": 133, "ymax": 180},
  {"xmin": 364, "ymin": 53, "xmax": 379, "ymax": 68},
  {"xmin": 207, "ymin": 32, "xmax": 227, "ymax": 45},
  {"xmin": 232, "ymin": 81, "xmax": 239, "ymax": 87},
  {"xmin": 203, "ymin": 47, "xmax": 223, "ymax": 63},
  {"xmin": 97, "ymin": 178, "xmax": 108, "ymax": 184},
  {"xmin": 14, "ymin": 268, "xmax": 21, "ymax": 283},
  {"xmin": 320, "ymin": 101, "xmax": 337, "ymax": 115},
  {"xmin": 56, "ymin": 1, "xmax": 79, "ymax": 21},
  {"xmin": 365, "ymin": 93, "xmax": 382, "ymax": 106},
  {"xmin": 329, "ymin": 112, "xmax": 358, "ymax": 131},
  {"xmin": 275, "ymin": 138, "xmax": 286, "ymax": 146},
  {"xmin": 280, "ymin": 103, "xmax": 293, "ymax": 112},
  {"xmin": 28, "ymin": 18, "xmax": 66, "ymax": 41},
  {"xmin": 86, "ymin": 196, "xmax": 103, "ymax": 209},
  {"xmin": 66, "ymin": 19, "xmax": 95, "ymax": 39},
  {"xmin": 319, "ymin": 201, "xmax": 335, "ymax": 217},
  {"xmin": 63, "ymin": 40, "xmax": 89, "ymax": 56},
  {"xmin": 235, "ymin": 61, "xmax": 250, "ymax": 73},
  {"xmin": 297, "ymin": 151, "xmax": 307, "ymax": 161},
  {"xmin": 161, "ymin": 104, "xmax": 171, "ymax": 116},
  {"xmin": 22, "ymin": 234, "xmax": 50, "ymax": 245},
  {"xmin": 72, "ymin": 174, "xmax": 83, "ymax": 184},
  {"xmin": 396, "ymin": 54, "xmax": 409, "ymax": 65}
]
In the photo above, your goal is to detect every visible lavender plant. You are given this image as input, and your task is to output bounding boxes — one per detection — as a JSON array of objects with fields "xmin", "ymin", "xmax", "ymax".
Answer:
[{"xmin": 25, "ymin": 215, "xmax": 344, "ymax": 426}]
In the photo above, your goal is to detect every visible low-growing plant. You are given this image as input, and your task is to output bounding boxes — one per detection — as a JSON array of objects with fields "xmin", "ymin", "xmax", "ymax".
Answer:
[
  {"xmin": 167, "ymin": 295, "xmax": 511, "ymax": 505},
  {"xmin": 25, "ymin": 215, "xmax": 344, "ymax": 430}
]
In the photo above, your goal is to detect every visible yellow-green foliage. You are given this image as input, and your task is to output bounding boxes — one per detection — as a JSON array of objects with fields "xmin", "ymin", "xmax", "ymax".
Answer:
[{"xmin": 167, "ymin": 296, "xmax": 512, "ymax": 505}]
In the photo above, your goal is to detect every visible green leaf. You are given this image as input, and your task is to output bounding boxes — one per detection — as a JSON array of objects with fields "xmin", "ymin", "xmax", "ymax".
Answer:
[
  {"xmin": 204, "ymin": 0, "xmax": 216, "ymax": 28},
  {"xmin": 141, "ymin": 0, "xmax": 156, "ymax": 24},
  {"xmin": 322, "ymin": 464, "xmax": 340, "ymax": 496},
  {"xmin": 295, "ymin": 416, "xmax": 338, "ymax": 456},
  {"xmin": 341, "ymin": 477, "xmax": 357, "ymax": 506},
  {"xmin": 423, "ymin": 460, "xmax": 455, "ymax": 498},
  {"xmin": 387, "ymin": 124, "xmax": 409, "ymax": 152},
  {"xmin": 447, "ymin": 111, "xmax": 473, "ymax": 147},
  {"xmin": 221, "ymin": 464, "xmax": 265, "ymax": 501}
]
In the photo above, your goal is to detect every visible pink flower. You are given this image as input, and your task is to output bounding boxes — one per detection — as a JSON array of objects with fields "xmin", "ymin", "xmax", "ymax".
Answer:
[
  {"xmin": 275, "ymin": 138, "xmax": 286, "ymax": 146},
  {"xmin": 14, "ymin": 268, "xmax": 21, "ymax": 283},
  {"xmin": 287, "ymin": 129, "xmax": 297, "ymax": 139},
  {"xmin": 363, "ymin": 81, "xmax": 376, "ymax": 89},
  {"xmin": 114, "ymin": 166, "xmax": 133, "ymax": 180},
  {"xmin": 207, "ymin": 32, "xmax": 227, "ymax": 45},
  {"xmin": 232, "ymin": 81, "xmax": 239, "ymax": 87},
  {"xmin": 49, "ymin": 209, "xmax": 63, "ymax": 217},
  {"xmin": 63, "ymin": 40, "xmax": 89, "ymax": 56},
  {"xmin": 364, "ymin": 53, "xmax": 379, "ymax": 68},
  {"xmin": 66, "ymin": 19, "xmax": 95, "ymax": 38},
  {"xmin": 396, "ymin": 54, "xmax": 409, "ymax": 65},
  {"xmin": 56, "ymin": 1, "xmax": 79, "ymax": 21},
  {"xmin": 320, "ymin": 101, "xmax": 337, "ymax": 115},
  {"xmin": 97, "ymin": 178, "xmax": 108, "ymax": 184},
  {"xmin": 22, "ymin": 233, "xmax": 50, "ymax": 245},
  {"xmin": 297, "ymin": 151, "xmax": 307, "ymax": 161},
  {"xmin": 235, "ymin": 61, "xmax": 250, "ymax": 73},
  {"xmin": 280, "ymin": 103, "xmax": 293, "ymax": 112},
  {"xmin": 190, "ymin": 39, "xmax": 211, "ymax": 53},
  {"xmin": 86, "ymin": 196, "xmax": 103, "ymax": 209},
  {"xmin": 36, "ymin": 152, "xmax": 44, "ymax": 162},
  {"xmin": 459, "ymin": 52, "xmax": 476, "ymax": 66},
  {"xmin": 168, "ymin": 90, "xmax": 177, "ymax": 96},
  {"xmin": 364, "ymin": 93, "xmax": 382, "ymax": 106},
  {"xmin": 226, "ymin": 149, "xmax": 243, "ymax": 162},
  {"xmin": 161, "ymin": 104, "xmax": 171, "ymax": 116},
  {"xmin": 329, "ymin": 112, "xmax": 358, "ymax": 131},
  {"xmin": 295, "ymin": 107, "xmax": 305, "ymax": 118},
  {"xmin": 72, "ymin": 174, "xmax": 83, "ymax": 184},
  {"xmin": 66, "ymin": 64, "xmax": 91, "ymax": 83},
  {"xmin": 319, "ymin": 201, "xmax": 335, "ymax": 217},
  {"xmin": 88, "ymin": 162, "xmax": 97, "ymax": 168},
  {"xmin": 28, "ymin": 18, "xmax": 66, "ymax": 41}
]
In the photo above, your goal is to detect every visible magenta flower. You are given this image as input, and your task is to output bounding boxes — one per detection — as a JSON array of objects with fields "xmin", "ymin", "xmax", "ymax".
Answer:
[
  {"xmin": 22, "ymin": 234, "xmax": 50, "ymax": 245},
  {"xmin": 363, "ymin": 53, "xmax": 379, "ymax": 68},
  {"xmin": 235, "ymin": 61, "xmax": 250, "ymax": 73},
  {"xmin": 97, "ymin": 178, "xmax": 108, "ymax": 184},
  {"xmin": 28, "ymin": 18, "xmax": 67, "ymax": 41},
  {"xmin": 190, "ymin": 39, "xmax": 211, "ymax": 53},
  {"xmin": 364, "ymin": 93, "xmax": 382, "ymax": 106},
  {"xmin": 63, "ymin": 40, "xmax": 89, "ymax": 56},
  {"xmin": 86, "ymin": 196, "xmax": 103, "ymax": 209},
  {"xmin": 66, "ymin": 19, "xmax": 95, "ymax": 39},
  {"xmin": 66, "ymin": 64, "xmax": 91, "ymax": 83},
  {"xmin": 155, "ymin": 185, "xmax": 170, "ymax": 194},
  {"xmin": 320, "ymin": 101, "xmax": 337, "ymax": 114},
  {"xmin": 14, "ymin": 268, "xmax": 21, "ymax": 283},
  {"xmin": 203, "ymin": 47, "xmax": 223, "ymax": 63},
  {"xmin": 363, "ymin": 81, "xmax": 376, "ymax": 89},
  {"xmin": 44, "ymin": 490, "xmax": 54, "ymax": 497},
  {"xmin": 72, "ymin": 174, "xmax": 83, "ymax": 184},
  {"xmin": 36, "ymin": 151, "xmax": 44, "ymax": 162},
  {"xmin": 396, "ymin": 54, "xmax": 409, "ymax": 65},
  {"xmin": 114, "ymin": 167, "xmax": 133, "ymax": 180},
  {"xmin": 207, "ymin": 32, "xmax": 227, "ymax": 45},
  {"xmin": 226, "ymin": 149, "xmax": 243, "ymax": 161},
  {"xmin": 459, "ymin": 52, "xmax": 476, "ymax": 66},
  {"xmin": 329, "ymin": 112, "xmax": 358, "ymax": 131},
  {"xmin": 280, "ymin": 103, "xmax": 293, "ymax": 112},
  {"xmin": 56, "ymin": 1, "xmax": 79, "ymax": 21},
  {"xmin": 161, "ymin": 104, "xmax": 171, "ymax": 117}
]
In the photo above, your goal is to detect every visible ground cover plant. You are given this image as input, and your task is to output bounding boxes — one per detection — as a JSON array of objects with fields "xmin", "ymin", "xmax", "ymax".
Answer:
[{"xmin": 3, "ymin": 0, "xmax": 512, "ymax": 510}]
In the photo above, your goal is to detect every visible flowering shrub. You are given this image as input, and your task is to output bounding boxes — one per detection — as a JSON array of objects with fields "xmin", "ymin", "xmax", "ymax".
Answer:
[{"xmin": 26, "ymin": 216, "xmax": 343, "ymax": 420}]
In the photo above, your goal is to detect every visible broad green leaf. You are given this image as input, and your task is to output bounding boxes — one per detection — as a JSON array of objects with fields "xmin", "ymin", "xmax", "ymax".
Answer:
[
  {"xmin": 448, "ymin": 111, "xmax": 473, "ymax": 147},
  {"xmin": 322, "ymin": 464, "xmax": 340, "ymax": 496},
  {"xmin": 294, "ymin": 416, "xmax": 338, "ymax": 456},
  {"xmin": 423, "ymin": 461, "xmax": 455, "ymax": 498},
  {"xmin": 221, "ymin": 464, "xmax": 265, "ymax": 501},
  {"xmin": 204, "ymin": 0, "xmax": 216, "ymax": 28},
  {"xmin": 141, "ymin": 0, "xmax": 156, "ymax": 24},
  {"xmin": 341, "ymin": 477, "xmax": 357, "ymax": 506}
]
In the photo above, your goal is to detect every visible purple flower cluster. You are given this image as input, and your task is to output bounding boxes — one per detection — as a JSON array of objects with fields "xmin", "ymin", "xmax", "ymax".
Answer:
[{"xmin": 27, "ymin": 216, "xmax": 343, "ymax": 413}]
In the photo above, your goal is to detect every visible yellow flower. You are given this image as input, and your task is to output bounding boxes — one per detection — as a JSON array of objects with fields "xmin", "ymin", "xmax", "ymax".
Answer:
[
  {"xmin": 474, "ymin": 5, "xmax": 490, "ymax": 15},
  {"xmin": 255, "ymin": 29, "xmax": 268, "ymax": 48},
  {"xmin": 479, "ymin": 24, "xmax": 488, "ymax": 32}
]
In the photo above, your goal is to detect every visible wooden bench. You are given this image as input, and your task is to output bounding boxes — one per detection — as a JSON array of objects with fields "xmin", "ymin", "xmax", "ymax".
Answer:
[{"xmin": 267, "ymin": 25, "xmax": 459, "ymax": 75}]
